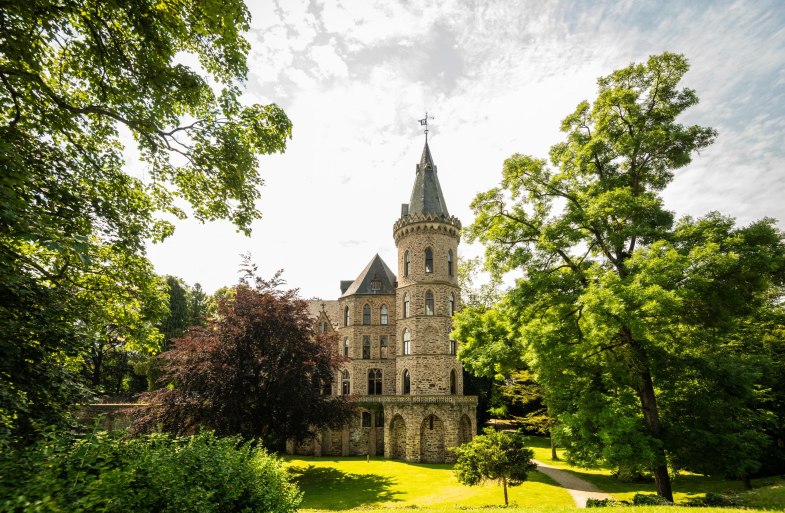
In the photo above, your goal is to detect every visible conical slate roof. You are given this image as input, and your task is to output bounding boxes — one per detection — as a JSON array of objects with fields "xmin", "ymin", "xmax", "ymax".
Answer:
[
  {"xmin": 341, "ymin": 254, "xmax": 397, "ymax": 297},
  {"xmin": 406, "ymin": 141, "xmax": 449, "ymax": 215}
]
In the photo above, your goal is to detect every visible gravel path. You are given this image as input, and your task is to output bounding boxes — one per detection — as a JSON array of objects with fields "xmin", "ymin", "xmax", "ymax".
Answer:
[{"xmin": 534, "ymin": 460, "xmax": 612, "ymax": 508}]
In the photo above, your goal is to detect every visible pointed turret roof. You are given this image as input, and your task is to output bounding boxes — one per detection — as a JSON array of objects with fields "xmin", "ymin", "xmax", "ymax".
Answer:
[
  {"xmin": 340, "ymin": 254, "xmax": 397, "ymax": 297},
  {"xmin": 406, "ymin": 141, "xmax": 449, "ymax": 215}
]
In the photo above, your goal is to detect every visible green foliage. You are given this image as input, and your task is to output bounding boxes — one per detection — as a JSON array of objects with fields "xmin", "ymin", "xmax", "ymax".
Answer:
[
  {"xmin": 632, "ymin": 493, "xmax": 672, "ymax": 505},
  {"xmin": 586, "ymin": 497, "xmax": 626, "ymax": 507},
  {"xmin": 0, "ymin": 430, "xmax": 301, "ymax": 513},
  {"xmin": 466, "ymin": 52, "xmax": 785, "ymax": 500},
  {"xmin": 453, "ymin": 428, "xmax": 537, "ymax": 506},
  {"xmin": 0, "ymin": 0, "xmax": 291, "ymax": 442}
]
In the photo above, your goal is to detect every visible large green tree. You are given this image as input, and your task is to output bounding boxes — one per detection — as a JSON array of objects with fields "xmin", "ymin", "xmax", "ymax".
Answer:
[
  {"xmin": 466, "ymin": 53, "xmax": 785, "ymax": 499},
  {"xmin": 0, "ymin": 0, "xmax": 291, "ymax": 441}
]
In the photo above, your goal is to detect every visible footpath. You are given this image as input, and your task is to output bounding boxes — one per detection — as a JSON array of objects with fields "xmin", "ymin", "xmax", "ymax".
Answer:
[{"xmin": 534, "ymin": 459, "xmax": 612, "ymax": 508}]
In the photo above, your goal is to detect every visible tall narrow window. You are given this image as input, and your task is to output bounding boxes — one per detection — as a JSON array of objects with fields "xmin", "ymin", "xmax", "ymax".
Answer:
[
  {"xmin": 344, "ymin": 306, "xmax": 349, "ymax": 326},
  {"xmin": 425, "ymin": 290, "xmax": 434, "ymax": 316},
  {"xmin": 368, "ymin": 369, "xmax": 382, "ymax": 395},
  {"xmin": 448, "ymin": 250, "xmax": 453, "ymax": 276},
  {"xmin": 361, "ymin": 411, "xmax": 372, "ymax": 427},
  {"xmin": 403, "ymin": 329, "xmax": 411, "ymax": 355},
  {"xmin": 449, "ymin": 293, "xmax": 455, "ymax": 316},
  {"xmin": 450, "ymin": 370, "xmax": 456, "ymax": 394},
  {"xmin": 380, "ymin": 335, "xmax": 389, "ymax": 359},
  {"xmin": 380, "ymin": 305, "xmax": 388, "ymax": 325},
  {"xmin": 403, "ymin": 293, "xmax": 410, "ymax": 318},
  {"xmin": 343, "ymin": 337, "xmax": 350, "ymax": 357},
  {"xmin": 342, "ymin": 370, "xmax": 350, "ymax": 395},
  {"xmin": 362, "ymin": 304, "xmax": 371, "ymax": 325},
  {"xmin": 362, "ymin": 335, "xmax": 371, "ymax": 359},
  {"xmin": 404, "ymin": 251, "xmax": 410, "ymax": 277},
  {"xmin": 449, "ymin": 339, "xmax": 457, "ymax": 355},
  {"xmin": 403, "ymin": 369, "xmax": 411, "ymax": 394},
  {"xmin": 425, "ymin": 247, "xmax": 433, "ymax": 273}
]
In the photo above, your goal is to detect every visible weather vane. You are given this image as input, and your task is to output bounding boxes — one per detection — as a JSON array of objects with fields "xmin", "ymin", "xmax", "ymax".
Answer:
[{"xmin": 419, "ymin": 112, "xmax": 435, "ymax": 142}]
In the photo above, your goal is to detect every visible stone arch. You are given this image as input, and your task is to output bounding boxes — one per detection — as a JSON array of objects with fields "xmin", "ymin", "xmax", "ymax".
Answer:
[
  {"xmin": 391, "ymin": 414, "xmax": 407, "ymax": 460},
  {"xmin": 458, "ymin": 415, "xmax": 472, "ymax": 445},
  {"xmin": 420, "ymin": 413, "xmax": 445, "ymax": 462}
]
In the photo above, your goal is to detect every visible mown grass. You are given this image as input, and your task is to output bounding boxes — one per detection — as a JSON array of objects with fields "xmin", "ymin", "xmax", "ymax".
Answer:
[
  {"xmin": 526, "ymin": 436, "xmax": 785, "ymax": 508},
  {"xmin": 283, "ymin": 437, "xmax": 785, "ymax": 512},
  {"xmin": 284, "ymin": 455, "xmax": 574, "ymax": 511}
]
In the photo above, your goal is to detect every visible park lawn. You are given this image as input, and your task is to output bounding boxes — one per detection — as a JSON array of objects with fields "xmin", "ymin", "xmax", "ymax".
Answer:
[
  {"xmin": 283, "ymin": 455, "xmax": 574, "ymax": 511},
  {"xmin": 526, "ymin": 436, "xmax": 785, "ymax": 507}
]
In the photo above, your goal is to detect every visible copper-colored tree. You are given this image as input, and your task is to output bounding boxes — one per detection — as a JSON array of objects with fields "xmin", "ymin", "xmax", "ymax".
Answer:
[{"xmin": 134, "ymin": 274, "xmax": 353, "ymax": 447}]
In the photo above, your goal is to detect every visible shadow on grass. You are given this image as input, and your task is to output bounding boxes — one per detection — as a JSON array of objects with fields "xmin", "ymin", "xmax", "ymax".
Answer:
[{"xmin": 288, "ymin": 464, "xmax": 401, "ymax": 510}]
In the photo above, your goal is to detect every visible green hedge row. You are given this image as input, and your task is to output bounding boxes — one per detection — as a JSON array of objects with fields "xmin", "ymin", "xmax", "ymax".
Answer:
[{"xmin": 0, "ymin": 431, "xmax": 301, "ymax": 513}]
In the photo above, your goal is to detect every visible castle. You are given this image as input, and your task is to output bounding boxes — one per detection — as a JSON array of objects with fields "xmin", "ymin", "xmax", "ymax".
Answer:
[{"xmin": 288, "ymin": 140, "xmax": 477, "ymax": 463}]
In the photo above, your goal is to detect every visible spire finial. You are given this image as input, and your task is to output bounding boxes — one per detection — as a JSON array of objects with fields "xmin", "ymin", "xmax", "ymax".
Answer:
[{"xmin": 418, "ymin": 112, "xmax": 435, "ymax": 143}]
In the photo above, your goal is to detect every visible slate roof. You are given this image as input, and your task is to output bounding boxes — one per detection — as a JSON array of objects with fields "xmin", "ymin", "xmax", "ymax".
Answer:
[
  {"xmin": 404, "ymin": 141, "xmax": 449, "ymax": 216},
  {"xmin": 340, "ymin": 254, "xmax": 397, "ymax": 297},
  {"xmin": 305, "ymin": 299, "xmax": 339, "ymax": 327}
]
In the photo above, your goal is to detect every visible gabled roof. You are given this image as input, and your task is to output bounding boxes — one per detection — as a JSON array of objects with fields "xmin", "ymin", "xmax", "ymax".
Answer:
[
  {"xmin": 405, "ymin": 141, "xmax": 449, "ymax": 215},
  {"xmin": 305, "ymin": 300, "xmax": 339, "ymax": 327},
  {"xmin": 341, "ymin": 254, "xmax": 397, "ymax": 297}
]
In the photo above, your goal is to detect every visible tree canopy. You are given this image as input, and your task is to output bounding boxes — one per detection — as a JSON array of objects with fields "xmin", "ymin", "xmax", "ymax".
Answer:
[
  {"xmin": 133, "ymin": 272, "xmax": 354, "ymax": 447},
  {"xmin": 464, "ymin": 52, "xmax": 785, "ymax": 499},
  {"xmin": 0, "ymin": 0, "xmax": 291, "ymax": 441}
]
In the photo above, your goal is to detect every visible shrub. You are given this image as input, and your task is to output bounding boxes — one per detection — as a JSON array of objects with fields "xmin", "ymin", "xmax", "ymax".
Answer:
[
  {"xmin": 632, "ymin": 493, "xmax": 673, "ymax": 505},
  {"xmin": 586, "ymin": 497, "xmax": 627, "ymax": 507},
  {"xmin": 0, "ymin": 431, "xmax": 301, "ymax": 513}
]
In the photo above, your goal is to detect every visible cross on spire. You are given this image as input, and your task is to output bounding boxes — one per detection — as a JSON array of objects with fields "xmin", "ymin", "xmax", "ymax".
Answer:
[{"xmin": 418, "ymin": 112, "xmax": 435, "ymax": 142}]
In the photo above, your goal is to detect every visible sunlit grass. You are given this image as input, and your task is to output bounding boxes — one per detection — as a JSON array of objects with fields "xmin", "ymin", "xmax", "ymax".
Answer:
[{"xmin": 283, "ymin": 455, "xmax": 574, "ymax": 511}]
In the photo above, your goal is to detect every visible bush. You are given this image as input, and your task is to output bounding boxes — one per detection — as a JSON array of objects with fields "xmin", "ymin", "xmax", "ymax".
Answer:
[
  {"xmin": 0, "ymin": 431, "xmax": 301, "ymax": 513},
  {"xmin": 632, "ymin": 493, "xmax": 673, "ymax": 505},
  {"xmin": 683, "ymin": 491, "xmax": 739, "ymax": 507},
  {"xmin": 586, "ymin": 497, "xmax": 628, "ymax": 507}
]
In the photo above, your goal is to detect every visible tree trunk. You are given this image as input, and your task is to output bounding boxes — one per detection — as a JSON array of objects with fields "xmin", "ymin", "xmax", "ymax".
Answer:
[
  {"xmin": 502, "ymin": 475, "xmax": 508, "ymax": 506},
  {"xmin": 550, "ymin": 429, "xmax": 558, "ymax": 460},
  {"xmin": 742, "ymin": 475, "xmax": 752, "ymax": 490},
  {"xmin": 636, "ymin": 368, "xmax": 673, "ymax": 502}
]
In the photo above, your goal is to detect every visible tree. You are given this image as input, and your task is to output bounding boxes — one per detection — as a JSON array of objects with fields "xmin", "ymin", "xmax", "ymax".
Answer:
[
  {"xmin": 452, "ymin": 428, "xmax": 537, "ymax": 506},
  {"xmin": 0, "ymin": 0, "xmax": 291, "ymax": 441},
  {"xmin": 133, "ymin": 272, "xmax": 355, "ymax": 448},
  {"xmin": 467, "ymin": 53, "xmax": 785, "ymax": 499},
  {"xmin": 189, "ymin": 282, "xmax": 209, "ymax": 326}
]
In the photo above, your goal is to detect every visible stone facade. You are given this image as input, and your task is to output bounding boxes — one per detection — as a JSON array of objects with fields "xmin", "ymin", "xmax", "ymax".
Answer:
[{"xmin": 287, "ymin": 141, "xmax": 477, "ymax": 463}]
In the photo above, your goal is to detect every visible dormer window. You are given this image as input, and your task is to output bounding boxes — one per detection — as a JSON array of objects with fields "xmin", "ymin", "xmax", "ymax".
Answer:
[
  {"xmin": 369, "ymin": 273, "xmax": 382, "ymax": 293},
  {"xmin": 425, "ymin": 248, "xmax": 433, "ymax": 273}
]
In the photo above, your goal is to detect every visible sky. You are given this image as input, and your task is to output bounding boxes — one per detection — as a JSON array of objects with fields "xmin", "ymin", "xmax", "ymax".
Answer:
[{"xmin": 146, "ymin": 0, "xmax": 785, "ymax": 300}]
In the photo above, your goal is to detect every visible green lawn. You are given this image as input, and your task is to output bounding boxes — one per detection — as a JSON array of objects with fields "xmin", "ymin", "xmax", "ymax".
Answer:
[
  {"xmin": 284, "ymin": 455, "xmax": 574, "ymax": 511},
  {"xmin": 526, "ymin": 436, "xmax": 785, "ymax": 507},
  {"xmin": 283, "ymin": 437, "xmax": 785, "ymax": 512}
]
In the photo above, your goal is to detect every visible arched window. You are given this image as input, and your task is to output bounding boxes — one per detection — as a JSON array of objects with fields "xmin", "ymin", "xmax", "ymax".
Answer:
[
  {"xmin": 368, "ymin": 369, "xmax": 382, "ymax": 395},
  {"xmin": 380, "ymin": 304, "xmax": 388, "ymax": 325},
  {"xmin": 449, "ymin": 292, "xmax": 455, "ymax": 316},
  {"xmin": 425, "ymin": 290, "xmax": 434, "ymax": 316},
  {"xmin": 403, "ymin": 293, "xmax": 410, "ymax": 318},
  {"xmin": 402, "ymin": 369, "xmax": 411, "ymax": 395},
  {"xmin": 343, "ymin": 337, "xmax": 350, "ymax": 357},
  {"xmin": 343, "ymin": 306, "xmax": 349, "ymax": 326},
  {"xmin": 362, "ymin": 335, "xmax": 371, "ymax": 359},
  {"xmin": 448, "ymin": 250, "xmax": 453, "ymax": 276},
  {"xmin": 362, "ymin": 304, "xmax": 371, "ymax": 325},
  {"xmin": 403, "ymin": 329, "xmax": 411, "ymax": 355},
  {"xmin": 424, "ymin": 247, "xmax": 433, "ymax": 273},
  {"xmin": 450, "ymin": 370, "xmax": 456, "ymax": 394},
  {"xmin": 404, "ymin": 251, "xmax": 410, "ymax": 277},
  {"xmin": 342, "ymin": 370, "xmax": 350, "ymax": 395},
  {"xmin": 380, "ymin": 335, "xmax": 389, "ymax": 359}
]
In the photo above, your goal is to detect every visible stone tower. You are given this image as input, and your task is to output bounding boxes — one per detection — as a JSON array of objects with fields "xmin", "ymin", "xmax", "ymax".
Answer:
[
  {"xmin": 382, "ymin": 141, "xmax": 476, "ymax": 462},
  {"xmin": 287, "ymin": 140, "xmax": 476, "ymax": 463}
]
